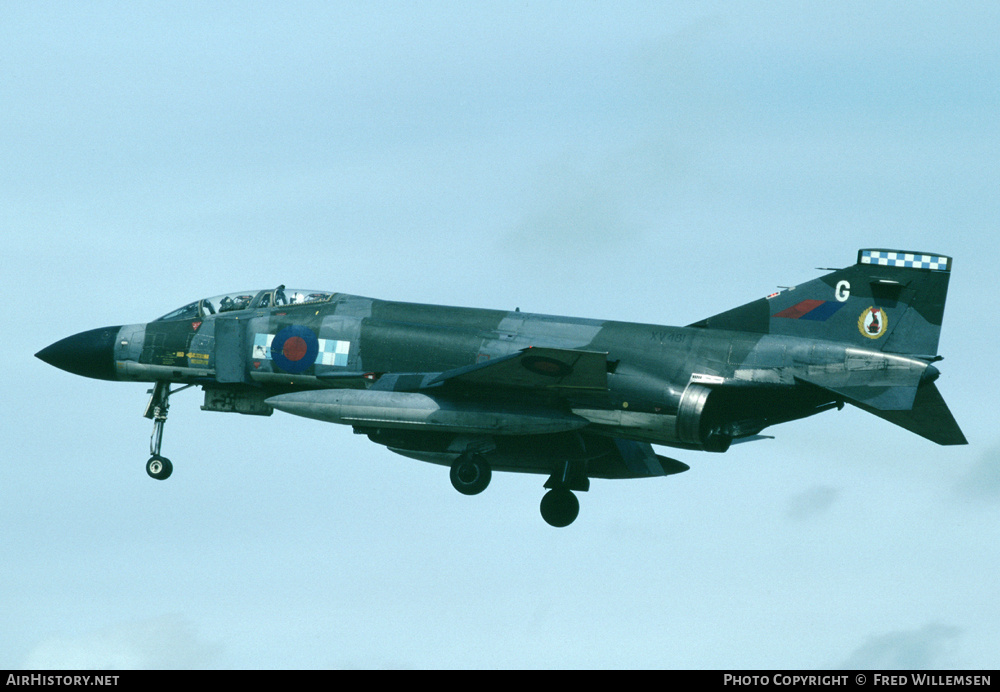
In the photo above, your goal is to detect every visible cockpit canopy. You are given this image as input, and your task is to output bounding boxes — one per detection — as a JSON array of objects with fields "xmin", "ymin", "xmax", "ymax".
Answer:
[{"xmin": 155, "ymin": 286, "xmax": 333, "ymax": 321}]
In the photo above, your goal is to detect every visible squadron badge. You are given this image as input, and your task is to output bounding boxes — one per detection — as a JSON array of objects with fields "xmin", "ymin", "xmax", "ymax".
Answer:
[{"xmin": 858, "ymin": 306, "xmax": 888, "ymax": 339}]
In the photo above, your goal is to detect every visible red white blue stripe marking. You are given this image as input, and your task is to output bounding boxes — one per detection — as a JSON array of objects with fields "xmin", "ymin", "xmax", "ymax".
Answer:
[{"xmin": 773, "ymin": 300, "xmax": 844, "ymax": 321}]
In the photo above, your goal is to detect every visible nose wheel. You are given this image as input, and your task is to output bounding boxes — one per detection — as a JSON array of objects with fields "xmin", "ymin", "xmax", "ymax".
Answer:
[{"xmin": 146, "ymin": 455, "xmax": 173, "ymax": 480}]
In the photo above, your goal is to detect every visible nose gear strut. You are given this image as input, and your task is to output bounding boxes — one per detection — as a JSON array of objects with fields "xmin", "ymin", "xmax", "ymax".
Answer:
[{"xmin": 143, "ymin": 381, "xmax": 194, "ymax": 480}]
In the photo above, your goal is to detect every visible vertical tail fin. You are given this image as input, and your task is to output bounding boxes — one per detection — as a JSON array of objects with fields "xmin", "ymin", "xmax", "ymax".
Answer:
[
  {"xmin": 691, "ymin": 249, "xmax": 966, "ymax": 445},
  {"xmin": 691, "ymin": 249, "xmax": 954, "ymax": 357}
]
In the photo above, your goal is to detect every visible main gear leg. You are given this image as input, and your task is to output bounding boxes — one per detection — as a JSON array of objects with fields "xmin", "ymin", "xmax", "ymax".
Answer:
[{"xmin": 540, "ymin": 457, "xmax": 589, "ymax": 527}]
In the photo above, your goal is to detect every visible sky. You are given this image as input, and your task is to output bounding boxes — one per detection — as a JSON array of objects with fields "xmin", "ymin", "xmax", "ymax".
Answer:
[{"xmin": 2, "ymin": 1, "xmax": 998, "ymax": 669}]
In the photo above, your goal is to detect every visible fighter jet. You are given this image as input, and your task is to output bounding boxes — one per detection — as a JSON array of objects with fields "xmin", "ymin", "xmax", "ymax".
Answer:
[{"xmin": 36, "ymin": 249, "xmax": 966, "ymax": 526}]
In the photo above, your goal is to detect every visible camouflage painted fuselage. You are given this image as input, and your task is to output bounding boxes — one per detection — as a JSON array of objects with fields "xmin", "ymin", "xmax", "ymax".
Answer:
[{"xmin": 38, "ymin": 249, "xmax": 966, "ymax": 492}]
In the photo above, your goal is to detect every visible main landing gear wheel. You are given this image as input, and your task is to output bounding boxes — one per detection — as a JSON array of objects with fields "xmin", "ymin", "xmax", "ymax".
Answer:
[
  {"xmin": 540, "ymin": 488, "xmax": 579, "ymax": 527},
  {"xmin": 146, "ymin": 455, "xmax": 173, "ymax": 480},
  {"xmin": 450, "ymin": 453, "xmax": 492, "ymax": 495}
]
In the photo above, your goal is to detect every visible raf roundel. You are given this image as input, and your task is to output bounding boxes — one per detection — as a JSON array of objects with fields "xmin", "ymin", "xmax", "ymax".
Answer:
[
  {"xmin": 270, "ymin": 325, "xmax": 319, "ymax": 373},
  {"xmin": 521, "ymin": 355, "xmax": 573, "ymax": 378}
]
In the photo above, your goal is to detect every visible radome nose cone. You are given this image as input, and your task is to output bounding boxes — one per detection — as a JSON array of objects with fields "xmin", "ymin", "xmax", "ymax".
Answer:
[{"xmin": 36, "ymin": 326, "xmax": 122, "ymax": 381}]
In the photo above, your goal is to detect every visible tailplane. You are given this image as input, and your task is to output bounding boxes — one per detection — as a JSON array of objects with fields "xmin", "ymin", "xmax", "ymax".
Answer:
[{"xmin": 846, "ymin": 380, "xmax": 968, "ymax": 445}]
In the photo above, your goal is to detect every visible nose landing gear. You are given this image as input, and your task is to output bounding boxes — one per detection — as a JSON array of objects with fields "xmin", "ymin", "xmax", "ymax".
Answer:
[{"xmin": 143, "ymin": 381, "xmax": 194, "ymax": 480}]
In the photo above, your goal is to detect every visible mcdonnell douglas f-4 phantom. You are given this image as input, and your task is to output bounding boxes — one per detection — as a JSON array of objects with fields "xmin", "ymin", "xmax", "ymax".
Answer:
[{"xmin": 37, "ymin": 249, "xmax": 965, "ymax": 526}]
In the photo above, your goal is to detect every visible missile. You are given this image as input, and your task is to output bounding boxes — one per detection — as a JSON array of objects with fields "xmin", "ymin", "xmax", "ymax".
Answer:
[{"xmin": 266, "ymin": 389, "xmax": 589, "ymax": 435}]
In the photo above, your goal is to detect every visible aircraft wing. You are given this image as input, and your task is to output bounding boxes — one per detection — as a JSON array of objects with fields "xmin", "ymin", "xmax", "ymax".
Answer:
[
  {"xmin": 267, "ymin": 347, "xmax": 610, "ymax": 436},
  {"xmin": 425, "ymin": 347, "xmax": 609, "ymax": 392}
]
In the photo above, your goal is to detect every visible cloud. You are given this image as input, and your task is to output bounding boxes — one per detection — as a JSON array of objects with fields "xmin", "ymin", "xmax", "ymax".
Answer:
[
  {"xmin": 22, "ymin": 615, "xmax": 220, "ymax": 670},
  {"xmin": 785, "ymin": 485, "xmax": 839, "ymax": 521},
  {"xmin": 953, "ymin": 445, "xmax": 1000, "ymax": 504},
  {"xmin": 839, "ymin": 623, "xmax": 962, "ymax": 670}
]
